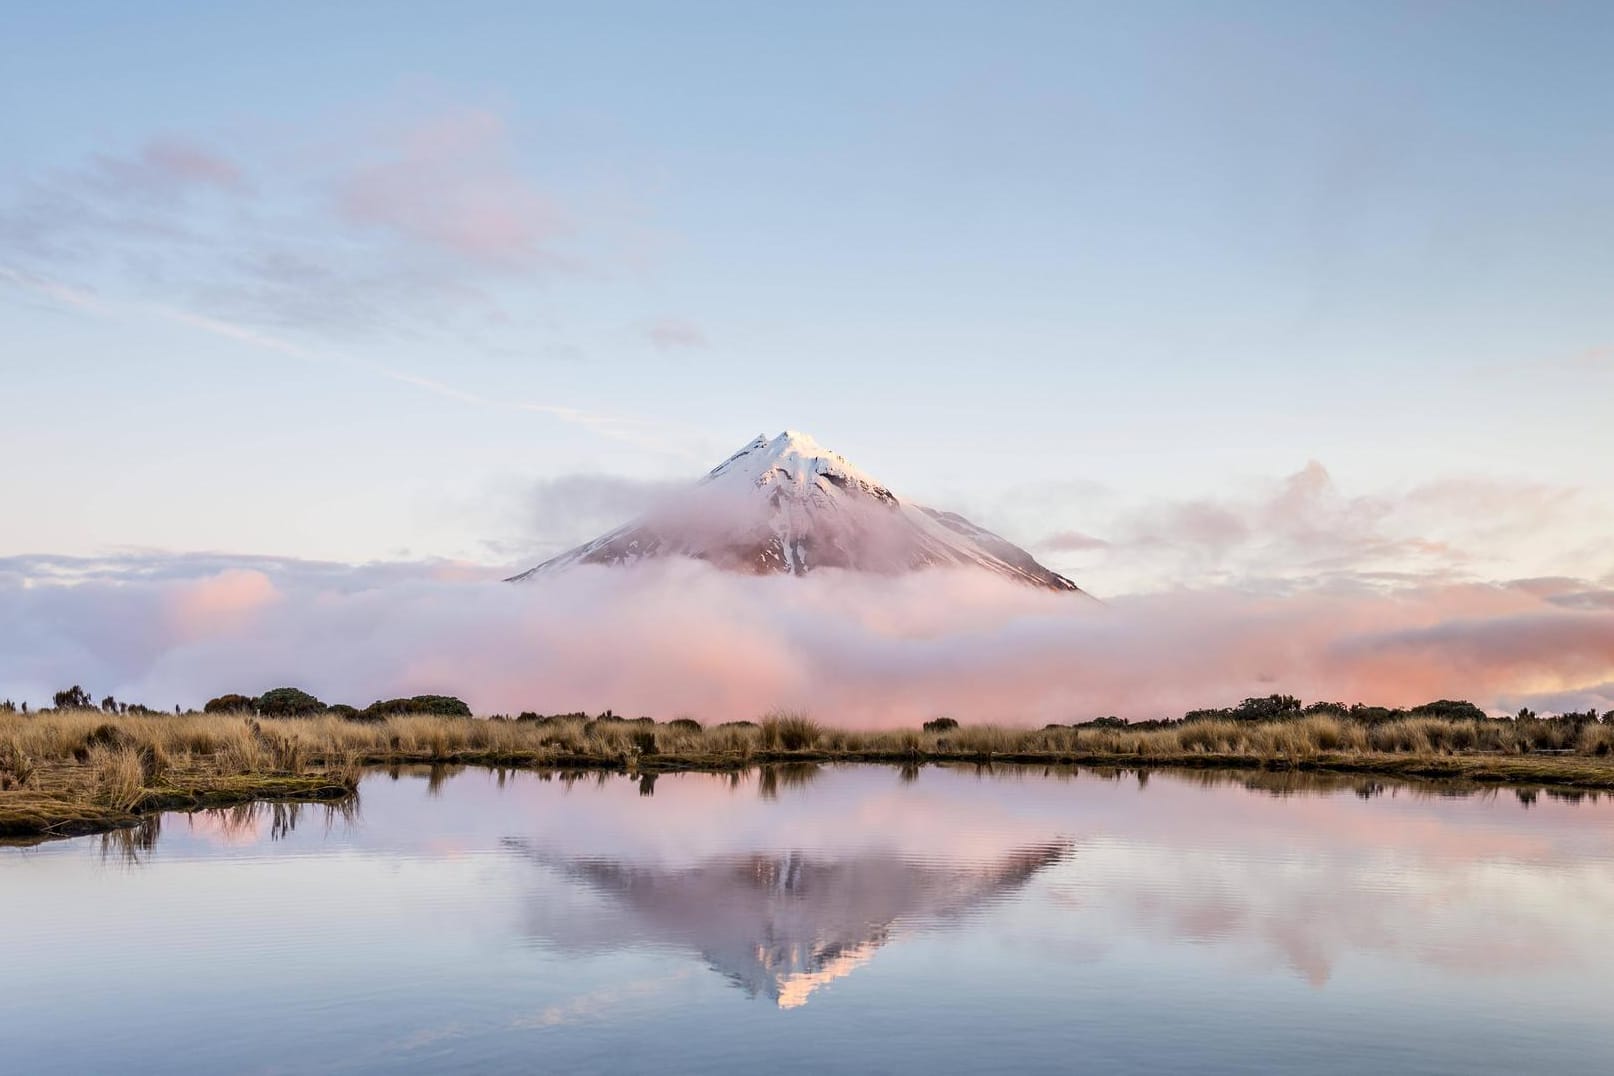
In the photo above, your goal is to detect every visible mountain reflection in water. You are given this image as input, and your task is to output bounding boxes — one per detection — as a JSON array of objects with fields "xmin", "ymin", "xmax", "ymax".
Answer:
[
  {"xmin": 10, "ymin": 763, "xmax": 1614, "ymax": 1074},
  {"xmin": 508, "ymin": 840, "xmax": 1071, "ymax": 1007}
]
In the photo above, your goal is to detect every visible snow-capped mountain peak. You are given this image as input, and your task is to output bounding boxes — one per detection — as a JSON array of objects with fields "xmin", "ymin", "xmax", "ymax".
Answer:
[
  {"xmin": 508, "ymin": 430, "xmax": 1082, "ymax": 593},
  {"xmin": 703, "ymin": 429, "xmax": 899, "ymax": 506}
]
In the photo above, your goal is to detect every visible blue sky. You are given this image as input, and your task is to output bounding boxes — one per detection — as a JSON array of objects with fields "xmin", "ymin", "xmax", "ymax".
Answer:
[{"xmin": 3, "ymin": 1, "xmax": 1611, "ymax": 589}]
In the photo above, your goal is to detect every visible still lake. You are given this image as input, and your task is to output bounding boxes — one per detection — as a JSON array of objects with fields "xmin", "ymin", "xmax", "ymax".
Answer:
[{"xmin": 5, "ymin": 763, "xmax": 1614, "ymax": 1074}]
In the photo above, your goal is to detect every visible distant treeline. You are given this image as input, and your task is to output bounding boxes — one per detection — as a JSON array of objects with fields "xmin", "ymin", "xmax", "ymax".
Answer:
[
  {"xmin": 1052, "ymin": 694, "xmax": 1613, "ymax": 729},
  {"xmin": 0, "ymin": 685, "xmax": 175, "ymax": 717},
  {"xmin": 0, "ymin": 685, "xmax": 472, "ymax": 722},
  {"xmin": 3, "ymin": 687, "xmax": 1610, "ymax": 731},
  {"xmin": 201, "ymin": 687, "xmax": 472, "ymax": 721}
]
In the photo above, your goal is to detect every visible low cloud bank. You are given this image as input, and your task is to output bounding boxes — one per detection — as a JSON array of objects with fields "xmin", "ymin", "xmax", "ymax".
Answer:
[{"xmin": 2, "ymin": 555, "xmax": 1611, "ymax": 724}]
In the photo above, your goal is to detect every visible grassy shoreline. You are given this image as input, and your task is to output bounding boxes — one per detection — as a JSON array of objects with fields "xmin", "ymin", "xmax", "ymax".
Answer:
[
  {"xmin": 7, "ymin": 709, "xmax": 1614, "ymax": 841},
  {"xmin": 0, "ymin": 774, "xmax": 356, "ymax": 845}
]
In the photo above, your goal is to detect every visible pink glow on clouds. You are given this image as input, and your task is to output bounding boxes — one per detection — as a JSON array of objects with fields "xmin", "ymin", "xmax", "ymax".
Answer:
[
  {"xmin": 168, "ymin": 568, "xmax": 280, "ymax": 629},
  {"xmin": 138, "ymin": 137, "xmax": 244, "ymax": 190},
  {"xmin": 7, "ymin": 558, "xmax": 1611, "ymax": 722},
  {"xmin": 335, "ymin": 108, "xmax": 568, "ymax": 267},
  {"xmin": 83, "ymin": 136, "xmax": 247, "ymax": 201}
]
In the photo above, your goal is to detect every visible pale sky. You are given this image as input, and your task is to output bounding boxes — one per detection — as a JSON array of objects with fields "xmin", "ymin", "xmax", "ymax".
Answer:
[{"xmin": 3, "ymin": 1, "xmax": 1612, "ymax": 594}]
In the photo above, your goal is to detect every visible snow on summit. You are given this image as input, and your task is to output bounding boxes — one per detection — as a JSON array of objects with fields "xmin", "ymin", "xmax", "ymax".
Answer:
[{"xmin": 507, "ymin": 430, "xmax": 1083, "ymax": 593}]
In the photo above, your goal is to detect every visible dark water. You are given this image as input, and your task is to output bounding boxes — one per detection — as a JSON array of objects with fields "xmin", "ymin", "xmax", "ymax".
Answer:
[{"xmin": 5, "ymin": 764, "xmax": 1614, "ymax": 1074}]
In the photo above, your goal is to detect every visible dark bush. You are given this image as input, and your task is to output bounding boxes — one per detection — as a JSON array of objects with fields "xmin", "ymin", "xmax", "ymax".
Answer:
[
  {"xmin": 53, "ymin": 685, "xmax": 94, "ymax": 710},
  {"xmin": 326, "ymin": 704, "xmax": 359, "ymax": 718},
  {"xmin": 1347, "ymin": 704, "xmax": 1402, "ymax": 725},
  {"xmin": 1231, "ymin": 694, "xmax": 1303, "ymax": 721},
  {"xmin": 359, "ymin": 695, "xmax": 472, "ymax": 719},
  {"xmin": 923, "ymin": 717, "xmax": 960, "ymax": 733},
  {"xmin": 666, "ymin": 718, "xmax": 703, "ymax": 733},
  {"xmin": 629, "ymin": 730, "xmax": 659, "ymax": 755},
  {"xmin": 517, "ymin": 712, "xmax": 586, "ymax": 725},
  {"xmin": 72, "ymin": 723, "xmax": 133, "ymax": 761},
  {"xmin": 204, "ymin": 693, "xmax": 258, "ymax": 714},
  {"xmin": 256, "ymin": 687, "xmax": 327, "ymax": 717},
  {"xmin": 1411, "ymin": 699, "xmax": 1488, "ymax": 722}
]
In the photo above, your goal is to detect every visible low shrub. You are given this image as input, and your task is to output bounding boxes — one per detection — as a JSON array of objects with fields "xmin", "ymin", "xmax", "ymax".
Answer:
[
  {"xmin": 256, "ymin": 687, "xmax": 326, "ymax": 718},
  {"xmin": 359, "ymin": 695, "xmax": 472, "ymax": 719}
]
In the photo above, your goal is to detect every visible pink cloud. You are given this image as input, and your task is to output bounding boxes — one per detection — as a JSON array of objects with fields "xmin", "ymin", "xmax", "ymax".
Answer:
[
  {"xmin": 1039, "ymin": 530, "xmax": 1110, "ymax": 552},
  {"xmin": 6, "ymin": 556, "xmax": 1611, "ymax": 723},
  {"xmin": 1129, "ymin": 500, "xmax": 1250, "ymax": 553},
  {"xmin": 138, "ymin": 138, "xmax": 245, "ymax": 190},
  {"xmin": 168, "ymin": 568, "xmax": 280, "ymax": 630},
  {"xmin": 334, "ymin": 108, "xmax": 569, "ymax": 268},
  {"xmin": 87, "ymin": 136, "xmax": 247, "ymax": 201}
]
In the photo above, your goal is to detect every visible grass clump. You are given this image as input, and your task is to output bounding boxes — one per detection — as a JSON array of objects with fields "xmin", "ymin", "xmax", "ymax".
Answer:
[
  {"xmin": 89, "ymin": 745, "xmax": 146, "ymax": 811},
  {"xmin": 0, "ymin": 739, "xmax": 37, "ymax": 790},
  {"xmin": 759, "ymin": 712, "xmax": 821, "ymax": 751}
]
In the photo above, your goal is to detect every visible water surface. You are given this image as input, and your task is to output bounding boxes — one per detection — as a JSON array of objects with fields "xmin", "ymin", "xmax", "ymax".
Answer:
[{"xmin": 6, "ymin": 764, "xmax": 1614, "ymax": 1073}]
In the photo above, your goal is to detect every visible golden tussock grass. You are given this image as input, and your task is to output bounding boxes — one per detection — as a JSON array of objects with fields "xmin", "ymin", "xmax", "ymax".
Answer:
[{"xmin": 7, "ymin": 707, "xmax": 1614, "ymax": 840}]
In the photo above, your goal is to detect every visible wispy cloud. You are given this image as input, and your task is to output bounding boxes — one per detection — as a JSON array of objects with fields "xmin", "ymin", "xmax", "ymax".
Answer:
[
  {"xmin": 334, "ymin": 108, "xmax": 571, "ymax": 270},
  {"xmin": 90, "ymin": 137, "xmax": 248, "ymax": 197},
  {"xmin": 0, "ymin": 265, "xmax": 101, "ymax": 311},
  {"xmin": 642, "ymin": 316, "xmax": 708, "ymax": 352},
  {"xmin": 7, "ymin": 265, "xmax": 698, "ymax": 454},
  {"xmin": 0, "ymin": 102, "xmax": 616, "ymax": 341},
  {"xmin": 1024, "ymin": 460, "xmax": 1607, "ymax": 595},
  {"xmin": 1, "ymin": 135, "xmax": 245, "ymax": 263},
  {"xmin": 1039, "ymin": 530, "xmax": 1110, "ymax": 553},
  {"xmin": 0, "ymin": 100, "xmax": 723, "ymax": 454},
  {"xmin": 497, "ymin": 473, "xmax": 684, "ymax": 563}
]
